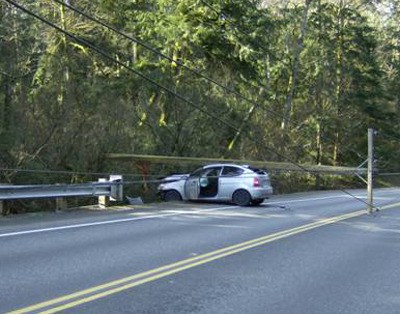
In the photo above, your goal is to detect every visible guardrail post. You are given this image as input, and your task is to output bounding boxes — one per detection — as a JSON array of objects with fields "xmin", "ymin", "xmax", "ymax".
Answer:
[
  {"xmin": 98, "ymin": 178, "xmax": 109, "ymax": 208},
  {"xmin": 0, "ymin": 182, "xmax": 6, "ymax": 215},
  {"xmin": 55, "ymin": 183, "xmax": 67, "ymax": 211},
  {"xmin": 110, "ymin": 175, "xmax": 123, "ymax": 201},
  {"xmin": 56, "ymin": 197, "xmax": 67, "ymax": 211}
]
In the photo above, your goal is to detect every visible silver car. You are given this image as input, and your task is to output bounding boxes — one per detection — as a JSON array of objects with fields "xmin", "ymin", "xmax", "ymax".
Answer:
[{"xmin": 157, "ymin": 164, "xmax": 273, "ymax": 206}]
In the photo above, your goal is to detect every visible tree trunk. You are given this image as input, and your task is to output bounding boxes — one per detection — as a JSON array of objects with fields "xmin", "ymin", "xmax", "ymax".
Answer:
[
  {"xmin": 0, "ymin": 5, "xmax": 14, "ymax": 160},
  {"xmin": 333, "ymin": 0, "xmax": 345, "ymax": 166},
  {"xmin": 281, "ymin": 0, "xmax": 313, "ymax": 131}
]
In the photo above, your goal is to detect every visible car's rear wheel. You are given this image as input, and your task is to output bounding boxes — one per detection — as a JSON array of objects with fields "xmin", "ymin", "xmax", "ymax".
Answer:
[
  {"xmin": 163, "ymin": 190, "xmax": 182, "ymax": 202},
  {"xmin": 251, "ymin": 199, "xmax": 264, "ymax": 206},
  {"xmin": 232, "ymin": 189, "xmax": 252, "ymax": 206}
]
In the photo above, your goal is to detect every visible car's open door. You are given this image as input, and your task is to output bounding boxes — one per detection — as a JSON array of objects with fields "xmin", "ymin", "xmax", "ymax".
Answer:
[
  {"xmin": 184, "ymin": 168, "xmax": 203, "ymax": 200},
  {"xmin": 198, "ymin": 167, "xmax": 221, "ymax": 198}
]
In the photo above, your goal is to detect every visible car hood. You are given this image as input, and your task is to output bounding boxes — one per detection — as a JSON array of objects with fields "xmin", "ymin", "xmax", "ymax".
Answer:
[{"xmin": 160, "ymin": 174, "xmax": 189, "ymax": 183}]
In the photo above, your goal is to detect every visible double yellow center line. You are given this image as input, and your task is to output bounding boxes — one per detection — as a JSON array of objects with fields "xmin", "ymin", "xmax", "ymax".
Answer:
[{"xmin": 8, "ymin": 204, "xmax": 397, "ymax": 314}]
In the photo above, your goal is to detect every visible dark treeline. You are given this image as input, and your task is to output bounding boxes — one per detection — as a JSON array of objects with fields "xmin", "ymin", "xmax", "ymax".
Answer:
[{"xmin": 1, "ymin": 0, "xmax": 399, "ymax": 203}]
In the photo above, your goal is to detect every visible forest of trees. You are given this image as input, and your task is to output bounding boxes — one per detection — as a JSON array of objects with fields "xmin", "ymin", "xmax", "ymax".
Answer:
[{"xmin": 1, "ymin": 0, "xmax": 400, "ymax": 209}]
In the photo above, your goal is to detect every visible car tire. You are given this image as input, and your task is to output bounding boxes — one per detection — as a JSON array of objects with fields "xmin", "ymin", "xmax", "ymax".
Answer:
[
  {"xmin": 163, "ymin": 190, "xmax": 182, "ymax": 202},
  {"xmin": 232, "ymin": 189, "xmax": 252, "ymax": 206},
  {"xmin": 251, "ymin": 199, "xmax": 264, "ymax": 206}
]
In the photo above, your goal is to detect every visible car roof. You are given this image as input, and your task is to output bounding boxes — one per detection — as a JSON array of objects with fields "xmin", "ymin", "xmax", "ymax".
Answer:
[
  {"xmin": 202, "ymin": 163, "xmax": 246, "ymax": 169},
  {"xmin": 201, "ymin": 163, "xmax": 268, "ymax": 174}
]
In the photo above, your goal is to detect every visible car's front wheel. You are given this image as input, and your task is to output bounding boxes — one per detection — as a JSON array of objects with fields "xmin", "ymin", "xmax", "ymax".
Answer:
[
  {"xmin": 163, "ymin": 190, "xmax": 182, "ymax": 202},
  {"xmin": 232, "ymin": 189, "xmax": 252, "ymax": 206}
]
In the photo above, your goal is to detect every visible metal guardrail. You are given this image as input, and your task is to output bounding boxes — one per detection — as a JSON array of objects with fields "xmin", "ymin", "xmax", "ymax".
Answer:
[{"xmin": 0, "ymin": 181, "xmax": 121, "ymax": 201}]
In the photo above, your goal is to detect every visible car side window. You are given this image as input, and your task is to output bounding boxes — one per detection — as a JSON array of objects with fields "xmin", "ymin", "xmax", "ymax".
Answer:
[
  {"xmin": 221, "ymin": 166, "xmax": 243, "ymax": 177},
  {"xmin": 189, "ymin": 168, "xmax": 206, "ymax": 178},
  {"xmin": 206, "ymin": 167, "xmax": 221, "ymax": 178}
]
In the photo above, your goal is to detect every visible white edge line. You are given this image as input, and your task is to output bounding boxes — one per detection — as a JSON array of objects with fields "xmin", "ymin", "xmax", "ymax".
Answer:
[
  {"xmin": 2, "ymin": 193, "xmax": 400, "ymax": 239},
  {"xmin": 0, "ymin": 215, "xmax": 171, "ymax": 238},
  {"xmin": 0, "ymin": 206, "xmax": 236, "ymax": 238}
]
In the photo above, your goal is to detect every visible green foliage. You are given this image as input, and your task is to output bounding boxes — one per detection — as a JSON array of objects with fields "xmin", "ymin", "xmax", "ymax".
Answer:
[{"xmin": 1, "ymin": 0, "xmax": 400, "ymax": 212}]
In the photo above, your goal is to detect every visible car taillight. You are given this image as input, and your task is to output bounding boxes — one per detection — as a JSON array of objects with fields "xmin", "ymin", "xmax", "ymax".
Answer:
[{"xmin": 253, "ymin": 177, "xmax": 261, "ymax": 187}]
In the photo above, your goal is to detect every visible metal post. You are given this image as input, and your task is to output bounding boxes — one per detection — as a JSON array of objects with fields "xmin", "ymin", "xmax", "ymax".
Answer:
[
  {"xmin": 367, "ymin": 128, "xmax": 374, "ymax": 214},
  {"xmin": 55, "ymin": 183, "xmax": 67, "ymax": 212},
  {"xmin": 55, "ymin": 197, "xmax": 67, "ymax": 211},
  {"xmin": 98, "ymin": 178, "xmax": 108, "ymax": 208},
  {"xmin": 109, "ymin": 175, "xmax": 123, "ymax": 201}
]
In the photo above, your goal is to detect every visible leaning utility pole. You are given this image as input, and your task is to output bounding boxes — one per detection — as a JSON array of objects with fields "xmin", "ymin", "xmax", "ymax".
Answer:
[{"xmin": 367, "ymin": 128, "xmax": 375, "ymax": 214}]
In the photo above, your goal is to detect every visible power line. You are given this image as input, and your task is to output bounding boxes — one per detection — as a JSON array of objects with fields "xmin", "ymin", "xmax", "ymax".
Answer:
[
  {"xmin": 52, "ymin": 0, "xmax": 367, "ymax": 164},
  {"xmin": 4, "ymin": 0, "xmax": 359, "ymax": 180},
  {"xmin": 2, "ymin": 0, "xmax": 378, "ymax": 210},
  {"xmin": 50, "ymin": 0, "xmax": 283, "ymax": 121},
  {"xmin": 2, "ymin": 1, "xmax": 236, "ymax": 129},
  {"xmin": 1, "ymin": 0, "xmax": 307, "ymax": 171}
]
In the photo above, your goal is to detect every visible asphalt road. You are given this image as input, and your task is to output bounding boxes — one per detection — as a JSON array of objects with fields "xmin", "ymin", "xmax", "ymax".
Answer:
[{"xmin": 1, "ymin": 188, "xmax": 400, "ymax": 313}]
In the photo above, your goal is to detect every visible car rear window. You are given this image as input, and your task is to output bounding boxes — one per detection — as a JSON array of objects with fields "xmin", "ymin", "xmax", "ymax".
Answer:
[
  {"xmin": 247, "ymin": 166, "xmax": 267, "ymax": 175},
  {"xmin": 221, "ymin": 166, "xmax": 244, "ymax": 177}
]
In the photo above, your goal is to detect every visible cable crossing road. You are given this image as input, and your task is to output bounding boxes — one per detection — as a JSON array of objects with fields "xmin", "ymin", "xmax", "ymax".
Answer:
[{"xmin": 1, "ymin": 188, "xmax": 400, "ymax": 314}]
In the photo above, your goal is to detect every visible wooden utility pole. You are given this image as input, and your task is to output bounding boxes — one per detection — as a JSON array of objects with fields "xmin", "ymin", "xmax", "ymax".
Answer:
[{"xmin": 367, "ymin": 128, "xmax": 374, "ymax": 214}]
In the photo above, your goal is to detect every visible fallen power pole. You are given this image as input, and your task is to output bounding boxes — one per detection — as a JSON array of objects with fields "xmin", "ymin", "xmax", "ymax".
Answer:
[{"xmin": 107, "ymin": 154, "xmax": 367, "ymax": 175}]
